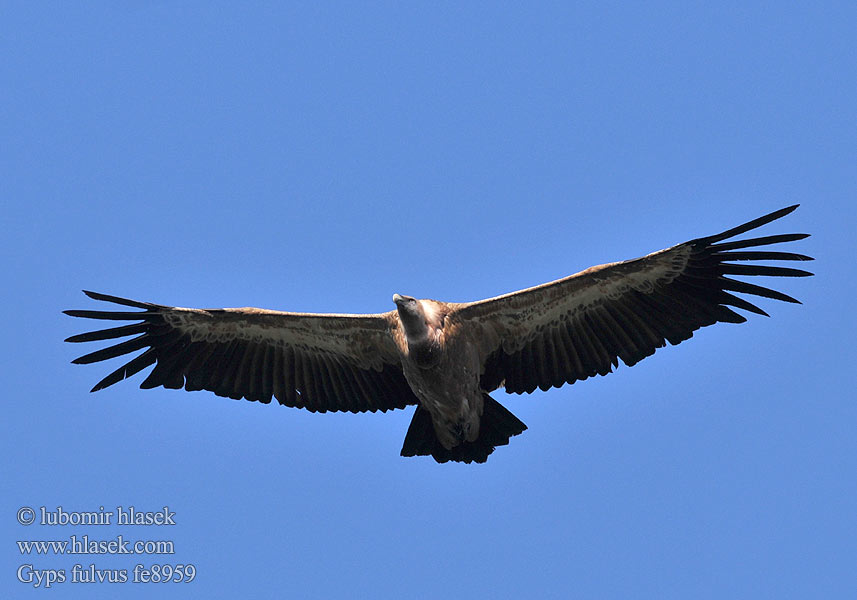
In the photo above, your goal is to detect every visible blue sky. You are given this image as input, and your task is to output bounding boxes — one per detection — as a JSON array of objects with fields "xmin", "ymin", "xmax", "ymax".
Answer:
[{"xmin": 3, "ymin": 2, "xmax": 855, "ymax": 598}]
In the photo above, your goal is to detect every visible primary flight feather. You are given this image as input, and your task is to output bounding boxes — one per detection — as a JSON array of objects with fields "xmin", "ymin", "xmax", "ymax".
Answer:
[{"xmin": 65, "ymin": 205, "xmax": 813, "ymax": 463}]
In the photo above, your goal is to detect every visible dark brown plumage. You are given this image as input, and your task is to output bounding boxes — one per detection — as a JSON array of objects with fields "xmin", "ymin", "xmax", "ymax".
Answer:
[{"xmin": 65, "ymin": 205, "xmax": 813, "ymax": 463}]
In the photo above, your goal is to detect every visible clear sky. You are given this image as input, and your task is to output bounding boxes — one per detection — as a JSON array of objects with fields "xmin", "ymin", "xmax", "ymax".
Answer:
[{"xmin": 3, "ymin": 3, "xmax": 855, "ymax": 598}]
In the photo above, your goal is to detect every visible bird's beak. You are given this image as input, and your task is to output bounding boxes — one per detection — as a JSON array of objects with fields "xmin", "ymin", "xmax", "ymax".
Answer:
[{"xmin": 392, "ymin": 293, "xmax": 404, "ymax": 305}]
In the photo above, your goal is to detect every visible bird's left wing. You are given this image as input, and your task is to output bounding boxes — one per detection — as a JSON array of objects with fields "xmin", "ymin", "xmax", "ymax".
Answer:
[
  {"xmin": 449, "ymin": 205, "xmax": 813, "ymax": 395},
  {"xmin": 65, "ymin": 291, "xmax": 417, "ymax": 412}
]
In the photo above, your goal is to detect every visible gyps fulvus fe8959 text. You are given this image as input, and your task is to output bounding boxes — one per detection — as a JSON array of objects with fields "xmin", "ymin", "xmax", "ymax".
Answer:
[{"xmin": 65, "ymin": 206, "xmax": 812, "ymax": 463}]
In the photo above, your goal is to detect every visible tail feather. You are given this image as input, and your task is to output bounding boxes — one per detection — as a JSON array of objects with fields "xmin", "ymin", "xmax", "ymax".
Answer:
[{"xmin": 400, "ymin": 395, "xmax": 527, "ymax": 464}]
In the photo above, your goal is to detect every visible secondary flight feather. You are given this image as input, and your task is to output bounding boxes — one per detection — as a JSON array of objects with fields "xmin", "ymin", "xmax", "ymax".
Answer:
[{"xmin": 65, "ymin": 205, "xmax": 813, "ymax": 463}]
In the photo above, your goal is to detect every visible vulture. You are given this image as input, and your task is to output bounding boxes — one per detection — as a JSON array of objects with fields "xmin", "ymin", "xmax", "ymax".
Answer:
[{"xmin": 65, "ymin": 205, "xmax": 812, "ymax": 463}]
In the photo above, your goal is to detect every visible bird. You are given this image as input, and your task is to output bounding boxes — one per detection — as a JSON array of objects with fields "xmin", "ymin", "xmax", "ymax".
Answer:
[{"xmin": 65, "ymin": 205, "xmax": 812, "ymax": 463}]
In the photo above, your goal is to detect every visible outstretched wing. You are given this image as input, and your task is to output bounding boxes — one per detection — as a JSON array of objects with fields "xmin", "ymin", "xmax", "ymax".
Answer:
[
  {"xmin": 65, "ymin": 292, "xmax": 417, "ymax": 412},
  {"xmin": 452, "ymin": 205, "xmax": 813, "ymax": 394}
]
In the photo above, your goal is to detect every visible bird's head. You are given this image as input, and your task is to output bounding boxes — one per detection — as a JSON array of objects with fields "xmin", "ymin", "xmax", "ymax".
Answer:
[
  {"xmin": 392, "ymin": 293, "xmax": 416, "ymax": 308},
  {"xmin": 393, "ymin": 293, "xmax": 438, "ymax": 341},
  {"xmin": 393, "ymin": 293, "xmax": 420, "ymax": 322}
]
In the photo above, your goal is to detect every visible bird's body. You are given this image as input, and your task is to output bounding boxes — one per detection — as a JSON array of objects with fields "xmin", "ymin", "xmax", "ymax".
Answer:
[
  {"xmin": 65, "ymin": 206, "xmax": 813, "ymax": 463},
  {"xmin": 402, "ymin": 334, "xmax": 484, "ymax": 447},
  {"xmin": 393, "ymin": 298, "xmax": 484, "ymax": 448}
]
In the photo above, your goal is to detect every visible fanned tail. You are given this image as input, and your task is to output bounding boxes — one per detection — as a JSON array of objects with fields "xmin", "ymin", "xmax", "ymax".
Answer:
[{"xmin": 400, "ymin": 394, "xmax": 527, "ymax": 464}]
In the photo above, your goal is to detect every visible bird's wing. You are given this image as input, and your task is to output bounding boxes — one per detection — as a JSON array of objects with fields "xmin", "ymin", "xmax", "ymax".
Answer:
[
  {"xmin": 65, "ymin": 291, "xmax": 417, "ymax": 412},
  {"xmin": 449, "ymin": 205, "xmax": 813, "ymax": 394}
]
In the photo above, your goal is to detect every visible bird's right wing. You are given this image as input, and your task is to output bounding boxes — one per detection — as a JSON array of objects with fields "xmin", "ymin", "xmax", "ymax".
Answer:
[
  {"xmin": 449, "ymin": 205, "xmax": 813, "ymax": 395},
  {"xmin": 65, "ymin": 291, "xmax": 418, "ymax": 412}
]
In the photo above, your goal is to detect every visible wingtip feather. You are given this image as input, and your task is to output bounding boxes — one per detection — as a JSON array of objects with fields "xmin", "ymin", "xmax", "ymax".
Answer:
[
  {"xmin": 703, "ymin": 205, "xmax": 804, "ymax": 245},
  {"xmin": 80, "ymin": 290, "xmax": 158, "ymax": 309}
]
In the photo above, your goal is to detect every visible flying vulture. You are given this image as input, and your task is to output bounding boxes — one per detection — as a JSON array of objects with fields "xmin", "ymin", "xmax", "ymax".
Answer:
[{"xmin": 65, "ymin": 205, "xmax": 812, "ymax": 463}]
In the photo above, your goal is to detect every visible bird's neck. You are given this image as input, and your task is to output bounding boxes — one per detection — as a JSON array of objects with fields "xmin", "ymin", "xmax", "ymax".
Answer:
[{"xmin": 407, "ymin": 336, "xmax": 441, "ymax": 368}]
